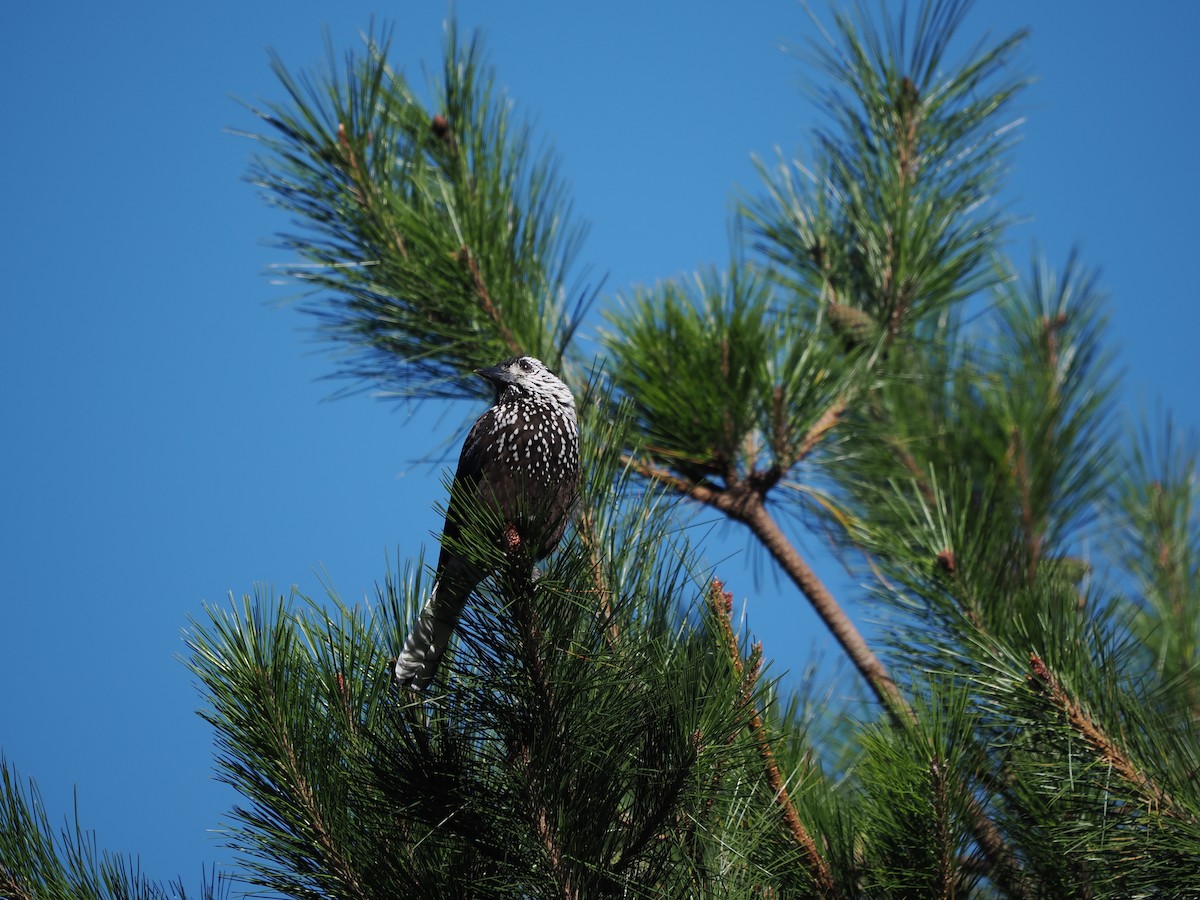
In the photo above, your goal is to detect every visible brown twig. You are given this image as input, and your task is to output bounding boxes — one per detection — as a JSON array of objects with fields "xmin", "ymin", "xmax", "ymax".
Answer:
[
  {"xmin": 263, "ymin": 675, "xmax": 368, "ymax": 898},
  {"xmin": 1026, "ymin": 653, "xmax": 1184, "ymax": 820},
  {"xmin": 931, "ymin": 754, "xmax": 952, "ymax": 900},
  {"xmin": 337, "ymin": 121, "xmax": 409, "ymax": 260},
  {"xmin": 895, "ymin": 76, "xmax": 922, "ymax": 188},
  {"xmin": 511, "ymin": 724, "xmax": 577, "ymax": 900},
  {"xmin": 573, "ymin": 506, "xmax": 621, "ymax": 649},
  {"xmin": 738, "ymin": 497, "xmax": 912, "ymax": 722},
  {"xmin": 0, "ymin": 872, "xmax": 30, "ymax": 900},
  {"xmin": 458, "ymin": 245, "xmax": 521, "ymax": 355},
  {"xmin": 534, "ymin": 797, "xmax": 576, "ymax": 900},
  {"xmin": 627, "ymin": 454, "xmax": 1025, "ymax": 890},
  {"xmin": 626, "ymin": 453, "xmax": 908, "ymax": 720},
  {"xmin": 504, "ymin": 526, "xmax": 579, "ymax": 899},
  {"xmin": 796, "ymin": 400, "xmax": 847, "ymax": 463},
  {"xmin": 1006, "ymin": 427, "xmax": 1042, "ymax": 580},
  {"xmin": 884, "ymin": 77, "xmax": 921, "ymax": 340},
  {"xmin": 337, "ymin": 122, "xmax": 365, "ymax": 198},
  {"xmin": 709, "ymin": 580, "xmax": 837, "ymax": 898}
]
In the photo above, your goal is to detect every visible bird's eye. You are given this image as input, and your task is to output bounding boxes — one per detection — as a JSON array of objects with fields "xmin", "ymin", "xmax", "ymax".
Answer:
[{"xmin": 519, "ymin": 358, "xmax": 534, "ymax": 372}]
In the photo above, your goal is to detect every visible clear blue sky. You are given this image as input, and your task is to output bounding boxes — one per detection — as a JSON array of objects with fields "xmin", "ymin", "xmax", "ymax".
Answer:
[{"xmin": 2, "ymin": 0, "xmax": 1197, "ymax": 889}]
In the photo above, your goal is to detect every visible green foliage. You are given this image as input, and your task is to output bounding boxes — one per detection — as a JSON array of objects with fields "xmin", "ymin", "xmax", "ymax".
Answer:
[
  {"xmin": 247, "ymin": 22, "xmax": 591, "ymax": 399},
  {"xmin": 838, "ymin": 254, "xmax": 1119, "ymax": 629},
  {"xmin": 853, "ymin": 681, "xmax": 990, "ymax": 897},
  {"xmin": 821, "ymin": 249, "xmax": 1200, "ymax": 894},
  {"xmin": 1117, "ymin": 414, "xmax": 1200, "ymax": 713},
  {"xmin": 7, "ymin": 0, "xmax": 1200, "ymax": 896},
  {"xmin": 746, "ymin": 0, "xmax": 1027, "ymax": 342},
  {"xmin": 601, "ymin": 264, "xmax": 862, "ymax": 487},
  {"xmin": 0, "ymin": 759, "xmax": 228, "ymax": 900},
  {"xmin": 181, "ymin": 439, "xmax": 830, "ymax": 896}
]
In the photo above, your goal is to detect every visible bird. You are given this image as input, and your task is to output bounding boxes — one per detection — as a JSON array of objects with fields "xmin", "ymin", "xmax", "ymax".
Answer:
[{"xmin": 393, "ymin": 355, "xmax": 580, "ymax": 690}]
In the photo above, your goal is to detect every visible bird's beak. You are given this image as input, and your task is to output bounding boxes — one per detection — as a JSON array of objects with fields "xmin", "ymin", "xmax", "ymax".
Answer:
[{"xmin": 475, "ymin": 364, "xmax": 514, "ymax": 385}]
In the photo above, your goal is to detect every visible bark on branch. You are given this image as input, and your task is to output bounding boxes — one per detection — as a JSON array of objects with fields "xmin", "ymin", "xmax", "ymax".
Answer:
[
  {"xmin": 626, "ymin": 454, "xmax": 907, "ymax": 722},
  {"xmin": 1027, "ymin": 653, "xmax": 1186, "ymax": 821},
  {"xmin": 625, "ymin": 453, "xmax": 1024, "ymax": 890},
  {"xmin": 709, "ymin": 579, "xmax": 837, "ymax": 898}
]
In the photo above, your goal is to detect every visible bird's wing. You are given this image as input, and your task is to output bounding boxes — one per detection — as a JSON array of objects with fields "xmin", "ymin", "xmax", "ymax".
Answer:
[{"xmin": 454, "ymin": 407, "xmax": 499, "ymax": 483}]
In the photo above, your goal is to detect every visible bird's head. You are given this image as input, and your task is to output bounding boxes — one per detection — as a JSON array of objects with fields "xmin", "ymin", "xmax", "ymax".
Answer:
[{"xmin": 476, "ymin": 355, "xmax": 575, "ymax": 411}]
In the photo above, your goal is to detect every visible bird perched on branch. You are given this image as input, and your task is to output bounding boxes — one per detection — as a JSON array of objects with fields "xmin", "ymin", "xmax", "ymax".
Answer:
[{"xmin": 393, "ymin": 356, "xmax": 580, "ymax": 690}]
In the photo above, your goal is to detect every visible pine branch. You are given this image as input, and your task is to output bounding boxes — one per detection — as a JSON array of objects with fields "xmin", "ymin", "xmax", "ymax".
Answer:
[
  {"xmin": 457, "ymin": 243, "xmax": 521, "ymax": 356},
  {"xmin": 629, "ymin": 452, "xmax": 907, "ymax": 721},
  {"xmin": 795, "ymin": 398, "xmax": 847, "ymax": 464},
  {"xmin": 573, "ymin": 505, "xmax": 621, "ymax": 649},
  {"xmin": 247, "ymin": 23, "xmax": 590, "ymax": 399},
  {"xmin": 266, "ymin": 692, "xmax": 369, "ymax": 898},
  {"xmin": 227, "ymin": 5, "xmax": 1200, "ymax": 894},
  {"xmin": 709, "ymin": 580, "xmax": 838, "ymax": 898},
  {"xmin": 930, "ymin": 753, "xmax": 952, "ymax": 900},
  {"xmin": 0, "ymin": 757, "xmax": 229, "ymax": 900},
  {"xmin": 740, "ymin": 494, "xmax": 909, "ymax": 716},
  {"xmin": 1026, "ymin": 654, "xmax": 1186, "ymax": 821},
  {"xmin": 749, "ymin": 0, "xmax": 1028, "ymax": 341},
  {"xmin": 622, "ymin": 456, "xmax": 1030, "ymax": 891},
  {"xmin": 1117, "ymin": 412, "xmax": 1200, "ymax": 717}
]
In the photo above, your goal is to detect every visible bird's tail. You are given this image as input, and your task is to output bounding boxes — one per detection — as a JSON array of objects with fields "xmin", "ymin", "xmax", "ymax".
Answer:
[{"xmin": 392, "ymin": 579, "xmax": 470, "ymax": 690}]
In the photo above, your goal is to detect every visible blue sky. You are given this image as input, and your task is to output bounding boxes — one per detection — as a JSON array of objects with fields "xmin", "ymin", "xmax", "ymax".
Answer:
[{"xmin": 2, "ymin": 0, "xmax": 1198, "ymax": 889}]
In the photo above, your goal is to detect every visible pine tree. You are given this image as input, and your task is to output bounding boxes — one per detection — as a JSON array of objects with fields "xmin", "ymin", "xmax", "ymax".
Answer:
[{"xmin": 6, "ymin": 2, "xmax": 1200, "ymax": 897}]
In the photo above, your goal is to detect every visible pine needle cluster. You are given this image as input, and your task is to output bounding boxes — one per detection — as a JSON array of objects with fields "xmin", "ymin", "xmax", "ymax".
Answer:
[{"xmin": 5, "ymin": 1, "xmax": 1200, "ymax": 897}]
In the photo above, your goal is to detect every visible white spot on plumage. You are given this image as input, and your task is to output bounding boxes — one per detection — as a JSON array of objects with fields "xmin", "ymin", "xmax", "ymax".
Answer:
[{"xmin": 394, "ymin": 354, "xmax": 580, "ymax": 691}]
